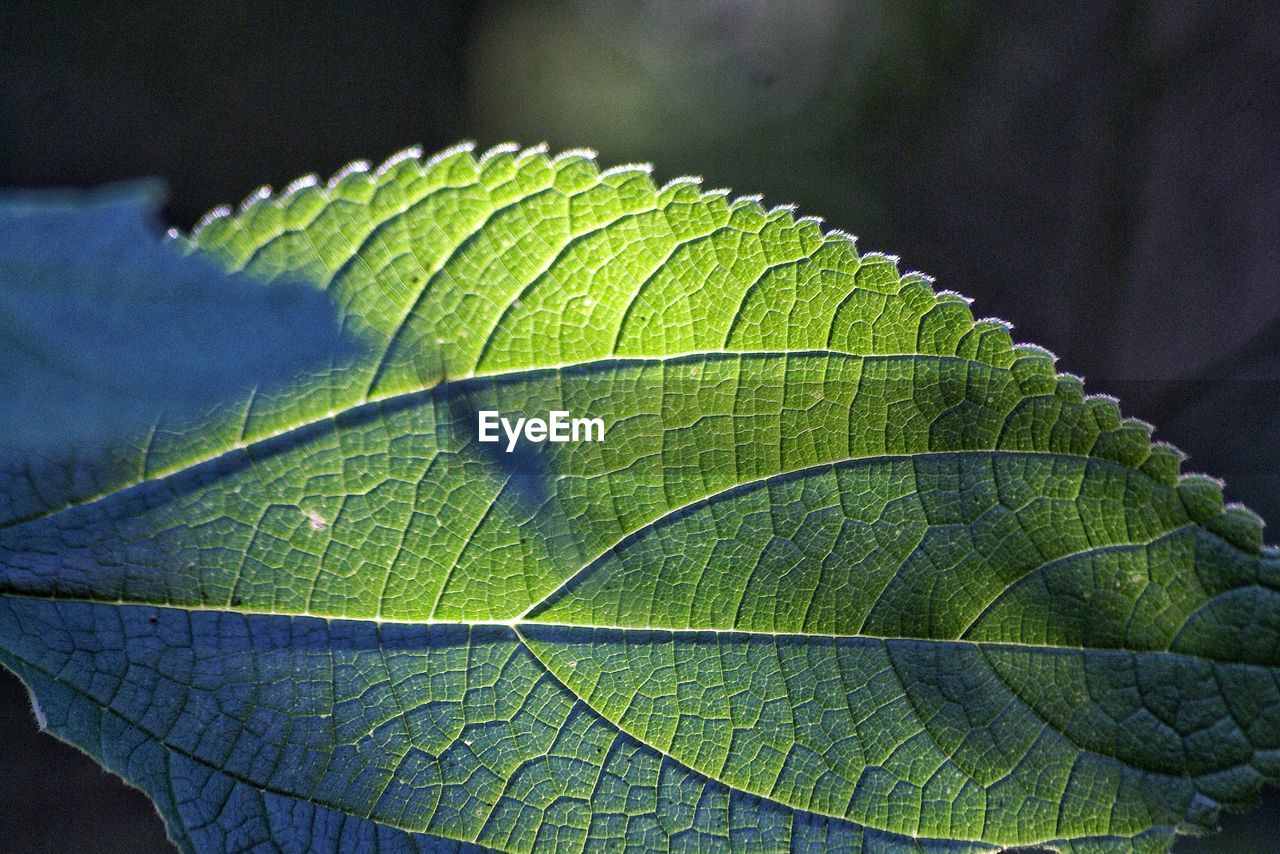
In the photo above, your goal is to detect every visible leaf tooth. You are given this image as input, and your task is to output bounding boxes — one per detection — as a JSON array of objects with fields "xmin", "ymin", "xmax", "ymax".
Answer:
[
  {"xmin": 1090, "ymin": 414, "xmax": 1156, "ymax": 468},
  {"xmin": 822, "ymin": 227, "xmax": 858, "ymax": 246},
  {"xmin": 1008, "ymin": 344, "xmax": 1058, "ymax": 395},
  {"xmin": 1141, "ymin": 442, "xmax": 1188, "ymax": 486},
  {"xmin": 810, "ymin": 231, "xmax": 861, "ymax": 279},
  {"xmin": 281, "ymin": 173, "xmax": 319, "ymax": 198},
  {"xmin": 790, "ymin": 217, "xmax": 826, "ymax": 247},
  {"xmin": 856, "ymin": 250, "xmax": 899, "ymax": 269},
  {"xmin": 1083, "ymin": 392, "xmax": 1121, "ymax": 412},
  {"xmin": 759, "ymin": 207, "xmax": 795, "ymax": 227},
  {"xmin": 1150, "ymin": 440, "xmax": 1189, "ymax": 463},
  {"xmin": 859, "ymin": 250, "xmax": 902, "ymax": 271},
  {"xmin": 1123, "ymin": 419, "xmax": 1158, "ymax": 458},
  {"xmin": 1178, "ymin": 472, "xmax": 1228, "ymax": 526},
  {"xmin": 599, "ymin": 162, "xmax": 653, "ymax": 180},
  {"xmin": 480, "ymin": 141, "xmax": 525, "ymax": 164},
  {"xmin": 936, "ymin": 288, "xmax": 973, "ymax": 308},
  {"xmin": 550, "ymin": 146, "xmax": 597, "ymax": 165},
  {"xmin": 1206, "ymin": 502, "xmax": 1267, "ymax": 553},
  {"xmin": 191, "ymin": 204, "xmax": 232, "ymax": 238},
  {"xmin": 957, "ymin": 317, "xmax": 1016, "ymax": 365},
  {"xmin": 1084, "ymin": 394, "xmax": 1124, "ymax": 435},
  {"xmin": 373, "ymin": 145, "xmax": 423, "ymax": 176},
  {"xmin": 1121, "ymin": 415, "xmax": 1156, "ymax": 437},
  {"xmin": 1224, "ymin": 502, "xmax": 1266, "ymax": 528},
  {"xmin": 899, "ymin": 271, "xmax": 935, "ymax": 292},
  {"xmin": 237, "ymin": 185, "xmax": 273, "ymax": 215},
  {"xmin": 421, "ymin": 139, "xmax": 477, "ymax": 170},
  {"xmin": 729, "ymin": 193, "xmax": 765, "ymax": 216},
  {"xmin": 726, "ymin": 196, "xmax": 768, "ymax": 227},
  {"xmin": 1012, "ymin": 342, "xmax": 1055, "ymax": 362},
  {"xmin": 658, "ymin": 175, "xmax": 703, "ymax": 195},
  {"xmin": 325, "ymin": 159, "xmax": 371, "ymax": 190},
  {"xmin": 1055, "ymin": 372, "xmax": 1086, "ymax": 402},
  {"xmin": 1182, "ymin": 472, "xmax": 1228, "ymax": 489}
]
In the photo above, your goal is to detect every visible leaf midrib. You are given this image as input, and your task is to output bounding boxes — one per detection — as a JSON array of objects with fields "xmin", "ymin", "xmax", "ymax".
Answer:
[{"xmin": 2, "ymin": 590, "xmax": 1265, "ymax": 669}]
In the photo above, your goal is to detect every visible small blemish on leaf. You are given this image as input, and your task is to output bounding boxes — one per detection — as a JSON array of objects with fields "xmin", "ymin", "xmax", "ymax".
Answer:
[{"xmin": 306, "ymin": 509, "xmax": 327, "ymax": 530}]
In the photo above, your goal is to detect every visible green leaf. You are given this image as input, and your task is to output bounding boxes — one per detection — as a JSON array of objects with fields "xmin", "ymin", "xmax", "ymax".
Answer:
[
  {"xmin": 1, "ymin": 144, "xmax": 1277, "ymax": 852},
  {"xmin": 0, "ymin": 183, "xmax": 360, "ymax": 452}
]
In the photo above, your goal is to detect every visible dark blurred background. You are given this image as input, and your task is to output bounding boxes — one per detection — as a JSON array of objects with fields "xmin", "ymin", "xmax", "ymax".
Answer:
[{"xmin": 1, "ymin": 1, "xmax": 1277, "ymax": 851}]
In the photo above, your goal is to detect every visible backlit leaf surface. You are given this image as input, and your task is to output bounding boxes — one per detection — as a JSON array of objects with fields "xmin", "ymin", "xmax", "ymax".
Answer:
[{"xmin": 1, "ymin": 145, "xmax": 1277, "ymax": 852}]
